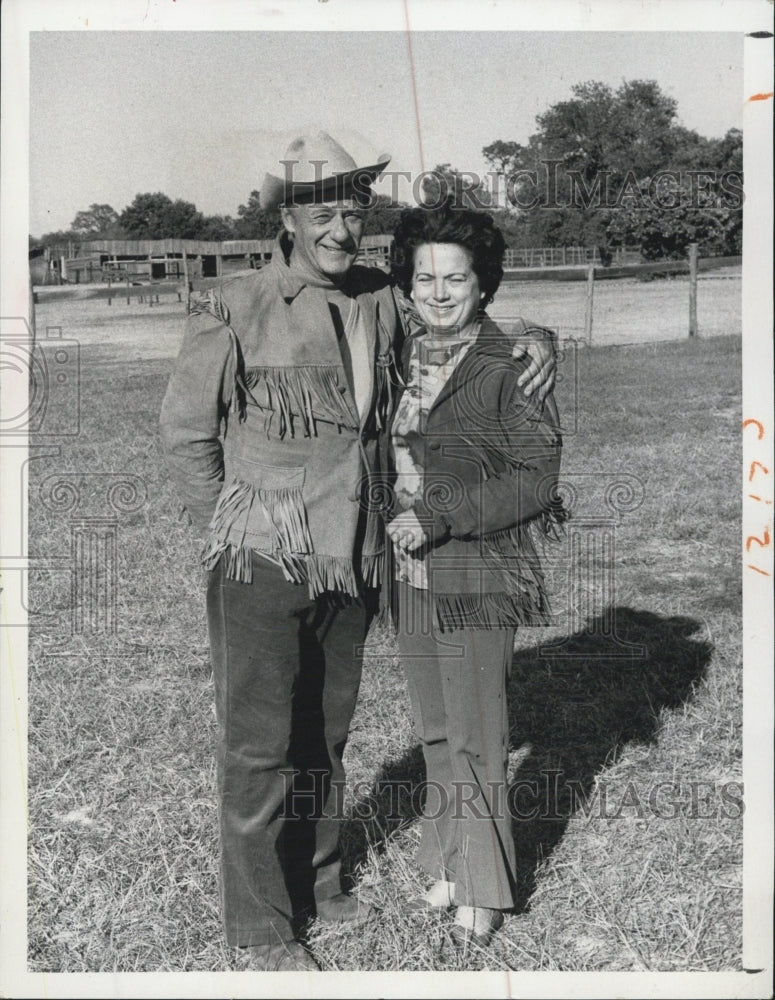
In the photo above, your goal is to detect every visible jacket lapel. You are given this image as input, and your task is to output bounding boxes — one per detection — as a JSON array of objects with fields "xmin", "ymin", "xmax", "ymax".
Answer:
[{"xmin": 351, "ymin": 289, "xmax": 378, "ymax": 432}]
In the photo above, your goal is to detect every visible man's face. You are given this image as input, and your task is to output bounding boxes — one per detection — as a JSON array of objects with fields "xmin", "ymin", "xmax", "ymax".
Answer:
[{"xmin": 281, "ymin": 199, "xmax": 366, "ymax": 280}]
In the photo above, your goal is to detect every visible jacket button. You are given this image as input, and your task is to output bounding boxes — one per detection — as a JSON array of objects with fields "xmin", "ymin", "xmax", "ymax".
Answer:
[{"xmin": 428, "ymin": 441, "xmax": 441, "ymax": 451}]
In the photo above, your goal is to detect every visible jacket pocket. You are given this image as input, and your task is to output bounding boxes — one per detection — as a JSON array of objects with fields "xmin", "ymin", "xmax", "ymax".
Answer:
[
  {"xmin": 202, "ymin": 461, "xmax": 314, "ymax": 584},
  {"xmin": 228, "ymin": 460, "xmax": 313, "ymax": 554}
]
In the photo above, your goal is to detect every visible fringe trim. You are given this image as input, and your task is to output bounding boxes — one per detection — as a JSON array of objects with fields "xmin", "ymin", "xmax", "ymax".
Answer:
[
  {"xmin": 258, "ymin": 484, "xmax": 313, "ymax": 554},
  {"xmin": 467, "ymin": 441, "xmax": 565, "ymax": 484},
  {"xmin": 188, "ymin": 290, "xmax": 359, "ymax": 437},
  {"xmin": 373, "ymin": 352, "xmax": 391, "ymax": 433},
  {"xmin": 373, "ymin": 295, "xmax": 404, "ymax": 433},
  {"xmin": 189, "ymin": 286, "xmax": 241, "ymax": 416},
  {"xmin": 432, "ymin": 508, "xmax": 569, "ymax": 631},
  {"xmin": 201, "ymin": 478, "xmax": 313, "ymax": 584},
  {"xmin": 202, "ymin": 541, "xmax": 255, "ymax": 584},
  {"xmin": 189, "ymin": 286, "xmax": 231, "ymax": 325},
  {"xmin": 373, "ymin": 345, "xmax": 406, "ymax": 433},
  {"xmin": 537, "ymin": 503, "xmax": 569, "ymax": 540},
  {"xmin": 479, "ymin": 519, "xmax": 548, "ymax": 612},
  {"xmin": 361, "ymin": 551, "xmax": 384, "ymax": 589},
  {"xmin": 434, "ymin": 590, "xmax": 552, "ymax": 632},
  {"xmin": 395, "ymin": 291, "xmax": 425, "ymax": 338},
  {"xmin": 240, "ymin": 365, "xmax": 358, "ymax": 438},
  {"xmin": 203, "ymin": 540, "xmax": 370, "ymax": 600},
  {"xmin": 304, "ymin": 554, "xmax": 359, "ymax": 598},
  {"xmin": 484, "ymin": 504, "xmax": 568, "ymax": 551},
  {"xmin": 201, "ymin": 480, "xmax": 254, "ymax": 579}
]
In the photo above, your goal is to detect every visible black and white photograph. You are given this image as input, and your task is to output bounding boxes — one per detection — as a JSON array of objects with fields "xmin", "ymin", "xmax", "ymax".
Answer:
[{"xmin": 1, "ymin": 1, "xmax": 772, "ymax": 997}]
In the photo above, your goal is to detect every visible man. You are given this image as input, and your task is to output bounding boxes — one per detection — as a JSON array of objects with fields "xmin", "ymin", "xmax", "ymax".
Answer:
[{"xmin": 160, "ymin": 131, "xmax": 556, "ymax": 970}]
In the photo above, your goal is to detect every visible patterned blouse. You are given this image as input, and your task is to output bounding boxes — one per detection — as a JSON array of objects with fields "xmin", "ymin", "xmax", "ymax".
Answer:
[{"xmin": 391, "ymin": 327, "xmax": 479, "ymax": 589}]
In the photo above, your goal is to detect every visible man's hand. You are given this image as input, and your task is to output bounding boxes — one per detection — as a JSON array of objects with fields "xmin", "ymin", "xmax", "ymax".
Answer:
[
  {"xmin": 386, "ymin": 509, "xmax": 428, "ymax": 553},
  {"xmin": 513, "ymin": 333, "xmax": 557, "ymax": 403}
]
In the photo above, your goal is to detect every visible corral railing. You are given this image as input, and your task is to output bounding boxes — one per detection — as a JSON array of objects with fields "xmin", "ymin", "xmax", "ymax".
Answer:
[
  {"xmin": 503, "ymin": 246, "xmax": 637, "ymax": 268},
  {"xmin": 34, "ymin": 237, "xmax": 709, "ymax": 287},
  {"xmin": 36, "ymin": 237, "xmax": 638, "ymax": 280}
]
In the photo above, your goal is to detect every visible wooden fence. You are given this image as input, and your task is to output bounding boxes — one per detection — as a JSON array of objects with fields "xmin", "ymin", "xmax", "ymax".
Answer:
[
  {"xmin": 577, "ymin": 244, "xmax": 741, "ymax": 344},
  {"xmin": 503, "ymin": 246, "xmax": 635, "ymax": 268},
  {"xmin": 36, "ymin": 237, "xmax": 642, "ymax": 286}
]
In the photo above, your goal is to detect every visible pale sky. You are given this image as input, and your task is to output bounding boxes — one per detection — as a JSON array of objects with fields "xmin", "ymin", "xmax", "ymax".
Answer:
[{"xmin": 29, "ymin": 30, "xmax": 744, "ymax": 236}]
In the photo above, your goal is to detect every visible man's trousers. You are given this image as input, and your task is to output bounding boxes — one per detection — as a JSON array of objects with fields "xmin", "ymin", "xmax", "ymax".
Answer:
[{"xmin": 207, "ymin": 552, "xmax": 373, "ymax": 947}]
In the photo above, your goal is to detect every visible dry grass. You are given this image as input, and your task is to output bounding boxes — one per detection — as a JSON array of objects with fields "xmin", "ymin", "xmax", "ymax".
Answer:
[
  {"xmin": 26, "ymin": 292, "xmax": 742, "ymax": 972},
  {"xmin": 490, "ymin": 266, "xmax": 741, "ymax": 345}
]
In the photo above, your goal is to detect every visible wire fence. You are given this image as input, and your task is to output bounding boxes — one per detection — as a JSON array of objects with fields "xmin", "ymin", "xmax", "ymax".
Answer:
[{"xmin": 502, "ymin": 247, "xmax": 636, "ymax": 268}]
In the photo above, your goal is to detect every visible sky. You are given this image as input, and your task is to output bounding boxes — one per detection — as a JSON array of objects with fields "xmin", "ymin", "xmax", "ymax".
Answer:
[{"xmin": 29, "ymin": 30, "xmax": 744, "ymax": 236}]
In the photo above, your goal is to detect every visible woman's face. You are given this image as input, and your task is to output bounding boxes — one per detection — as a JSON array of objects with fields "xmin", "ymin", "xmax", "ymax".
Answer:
[{"xmin": 411, "ymin": 242, "xmax": 482, "ymax": 335}]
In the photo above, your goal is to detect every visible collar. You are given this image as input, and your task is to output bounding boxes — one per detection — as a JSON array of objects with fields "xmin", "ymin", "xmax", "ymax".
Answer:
[
  {"xmin": 400, "ymin": 313, "xmax": 507, "ymax": 372},
  {"xmin": 270, "ymin": 231, "xmax": 308, "ymax": 302}
]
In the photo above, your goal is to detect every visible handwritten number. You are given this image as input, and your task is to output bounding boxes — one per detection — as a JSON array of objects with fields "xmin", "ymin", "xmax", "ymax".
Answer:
[
  {"xmin": 743, "ymin": 419, "xmax": 765, "ymax": 439},
  {"xmin": 746, "ymin": 527, "xmax": 771, "ymax": 551},
  {"xmin": 748, "ymin": 461, "xmax": 770, "ymax": 482}
]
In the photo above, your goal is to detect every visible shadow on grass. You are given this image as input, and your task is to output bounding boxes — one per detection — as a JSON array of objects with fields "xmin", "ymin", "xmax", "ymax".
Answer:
[{"xmin": 340, "ymin": 606, "xmax": 712, "ymax": 909}]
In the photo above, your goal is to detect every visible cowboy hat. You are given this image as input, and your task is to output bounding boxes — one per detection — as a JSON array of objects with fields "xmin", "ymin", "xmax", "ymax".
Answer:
[{"xmin": 259, "ymin": 130, "xmax": 391, "ymax": 208}]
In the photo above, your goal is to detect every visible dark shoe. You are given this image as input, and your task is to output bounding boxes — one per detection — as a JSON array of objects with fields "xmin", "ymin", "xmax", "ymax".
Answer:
[
  {"xmin": 448, "ymin": 907, "xmax": 504, "ymax": 950},
  {"xmin": 315, "ymin": 892, "xmax": 376, "ymax": 926},
  {"xmin": 244, "ymin": 941, "xmax": 319, "ymax": 971}
]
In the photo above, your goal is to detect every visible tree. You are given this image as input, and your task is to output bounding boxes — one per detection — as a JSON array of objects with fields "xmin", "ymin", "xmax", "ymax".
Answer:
[
  {"xmin": 484, "ymin": 80, "xmax": 681, "ymax": 260},
  {"xmin": 70, "ymin": 203, "xmax": 123, "ymax": 238},
  {"xmin": 233, "ymin": 191, "xmax": 282, "ymax": 240},
  {"xmin": 483, "ymin": 80, "xmax": 742, "ymax": 260},
  {"xmin": 362, "ymin": 194, "xmax": 405, "ymax": 236},
  {"xmin": 607, "ymin": 172, "xmax": 742, "ymax": 260},
  {"xmin": 198, "ymin": 215, "xmax": 237, "ymax": 241},
  {"xmin": 120, "ymin": 192, "xmax": 205, "ymax": 239},
  {"xmin": 421, "ymin": 164, "xmax": 493, "ymax": 209},
  {"xmin": 31, "ymin": 229, "xmax": 72, "ymax": 247},
  {"xmin": 713, "ymin": 127, "xmax": 743, "ymax": 173}
]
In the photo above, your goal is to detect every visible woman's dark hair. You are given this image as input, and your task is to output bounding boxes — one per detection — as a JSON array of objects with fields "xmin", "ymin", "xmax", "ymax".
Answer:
[{"xmin": 390, "ymin": 199, "xmax": 506, "ymax": 308}]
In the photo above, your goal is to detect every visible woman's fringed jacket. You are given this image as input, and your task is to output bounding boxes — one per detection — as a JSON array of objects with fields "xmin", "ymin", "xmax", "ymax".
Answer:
[{"xmin": 385, "ymin": 315, "xmax": 567, "ymax": 632}]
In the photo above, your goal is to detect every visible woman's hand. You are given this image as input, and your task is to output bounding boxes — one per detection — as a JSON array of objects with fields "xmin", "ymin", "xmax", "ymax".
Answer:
[
  {"xmin": 386, "ymin": 509, "xmax": 428, "ymax": 553},
  {"xmin": 513, "ymin": 333, "xmax": 557, "ymax": 403}
]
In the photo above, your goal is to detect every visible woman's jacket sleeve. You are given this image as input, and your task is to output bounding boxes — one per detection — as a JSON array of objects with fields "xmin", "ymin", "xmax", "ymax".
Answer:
[{"xmin": 412, "ymin": 367, "xmax": 562, "ymax": 542}]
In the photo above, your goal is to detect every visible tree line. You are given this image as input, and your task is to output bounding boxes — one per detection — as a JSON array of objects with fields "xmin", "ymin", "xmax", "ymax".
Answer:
[
  {"xmin": 31, "ymin": 80, "xmax": 742, "ymax": 262},
  {"xmin": 30, "ymin": 190, "xmax": 405, "ymax": 248}
]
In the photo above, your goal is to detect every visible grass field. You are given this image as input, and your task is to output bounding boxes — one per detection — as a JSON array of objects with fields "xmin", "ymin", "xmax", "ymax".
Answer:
[
  {"xmin": 26, "ymin": 287, "xmax": 743, "ymax": 972},
  {"xmin": 34, "ymin": 264, "xmax": 741, "ymax": 362}
]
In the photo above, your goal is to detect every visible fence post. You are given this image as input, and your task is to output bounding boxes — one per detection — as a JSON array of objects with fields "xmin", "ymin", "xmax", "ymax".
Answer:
[
  {"xmin": 182, "ymin": 250, "xmax": 190, "ymax": 311},
  {"xmin": 688, "ymin": 243, "xmax": 698, "ymax": 338},
  {"xmin": 584, "ymin": 263, "xmax": 595, "ymax": 345}
]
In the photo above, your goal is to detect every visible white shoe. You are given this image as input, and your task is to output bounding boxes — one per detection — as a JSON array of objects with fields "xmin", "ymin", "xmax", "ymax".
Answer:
[{"xmin": 407, "ymin": 879, "xmax": 455, "ymax": 912}]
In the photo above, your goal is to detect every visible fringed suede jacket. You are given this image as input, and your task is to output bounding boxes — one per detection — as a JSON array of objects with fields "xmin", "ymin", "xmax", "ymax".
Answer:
[
  {"xmin": 385, "ymin": 315, "xmax": 567, "ymax": 632},
  {"xmin": 160, "ymin": 233, "xmax": 401, "ymax": 599}
]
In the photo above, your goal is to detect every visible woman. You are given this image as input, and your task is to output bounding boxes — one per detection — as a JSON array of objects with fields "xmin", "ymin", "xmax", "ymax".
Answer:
[{"xmin": 384, "ymin": 202, "xmax": 566, "ymax": 950}]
